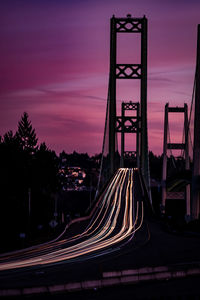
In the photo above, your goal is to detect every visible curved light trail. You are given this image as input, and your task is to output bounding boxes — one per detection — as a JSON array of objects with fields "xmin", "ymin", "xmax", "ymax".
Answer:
[{"xmin": 0, "ymin": 168, "xmax": 144, "ymax": 271}]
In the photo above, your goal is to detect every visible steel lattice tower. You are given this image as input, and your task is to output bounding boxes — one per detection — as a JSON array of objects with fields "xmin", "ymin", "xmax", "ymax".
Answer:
[
  {"xmin": 109, "ymin": 14, "xmax": 150, "ymax": 195},
  {"xmin": 116, "ymin": 101, "xmax": 140, "ymax": 168},
  {"xmin": 162, "ymin": 103, "xmax": 190, "ymax": 217}
]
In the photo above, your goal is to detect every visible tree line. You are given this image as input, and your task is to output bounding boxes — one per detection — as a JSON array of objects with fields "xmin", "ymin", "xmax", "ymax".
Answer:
[{"xmin": 0, "ymin": 112, "xmax": 60, "ymax": 252}]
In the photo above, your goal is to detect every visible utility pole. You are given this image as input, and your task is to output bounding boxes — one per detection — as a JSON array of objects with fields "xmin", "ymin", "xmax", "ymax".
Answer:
[{"xmin": 28, "ymin": 187, "xmax": 31, "ymax": 218}]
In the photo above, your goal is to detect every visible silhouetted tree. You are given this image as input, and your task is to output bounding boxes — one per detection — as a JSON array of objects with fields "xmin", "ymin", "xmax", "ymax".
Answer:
[
  {"xmin": 149, "ymin": 151, "xmax": 162, "ymax": 180},
  {"xmin": 3, "ymin": 130, "xmax": 16, "ymax": 144},
  {"xmin": 16, "ymin": 112, "xmax": 38, "ymax": 153},
  {"xmin": 32, "ymin": 142, "xmax": 60, "ymax": 193}
]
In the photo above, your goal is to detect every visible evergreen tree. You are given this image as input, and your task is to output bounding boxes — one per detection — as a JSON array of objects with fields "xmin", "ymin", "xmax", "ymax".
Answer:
[
  {"xmin": 16, "ymin": 112, "xmax": 38, "ymax": 153},
  {"xmin": 3, "ymin": 130, "xmax": 19, "ymax": 146}
]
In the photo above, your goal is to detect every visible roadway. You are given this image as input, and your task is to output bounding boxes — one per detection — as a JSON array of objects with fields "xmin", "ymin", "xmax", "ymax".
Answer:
[
  {"xmin": 0, "ymin": 168, "xmax": 143, "ymax": 271},
  {"xmin": 0, "ymin": 168, "xmax": 200, "ymax": 297}
]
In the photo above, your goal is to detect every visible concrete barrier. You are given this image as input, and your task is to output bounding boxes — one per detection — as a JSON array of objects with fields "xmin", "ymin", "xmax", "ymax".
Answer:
[
  {"xmin": 48, "ymin": 284, "xmax": 65, "ymax": 293},
  {"xmin": 1, "ymin": 264, "xmax": 200, "ymax": 297},
  {"xmin": 23, "ymin": 286, "xmax": 48, "ymax": 295}
]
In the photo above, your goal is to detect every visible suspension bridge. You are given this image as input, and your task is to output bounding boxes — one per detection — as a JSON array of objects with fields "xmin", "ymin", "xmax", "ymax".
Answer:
[
  {"xmin": 96, "ymin": 14, "xmax": 200, "ymax": 222},
  {"xmin": 0, "ymin": 14, "xmax": 200, "ymax": 298}
]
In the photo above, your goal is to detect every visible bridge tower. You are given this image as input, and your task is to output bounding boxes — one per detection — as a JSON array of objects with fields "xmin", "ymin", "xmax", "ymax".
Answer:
[
  {"xmin": 116, "ymin": 101, "xmax": 140, "ymax": 168},
  {"xmin": 109, "ymin": 14, "xmax": 150, "ymax": 195},
  {"xmin": 161, "ymin": 103, "xmax": 190, "ymax": 216},
  {"xmin": 192, "ymin": 24, "xmax": 200, "ymax": 219}
]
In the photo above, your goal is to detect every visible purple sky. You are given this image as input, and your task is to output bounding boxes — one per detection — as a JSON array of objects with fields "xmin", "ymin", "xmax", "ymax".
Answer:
[{"xmin": 0, "ymin": 0, "xmax": 199, "ymax": 155}]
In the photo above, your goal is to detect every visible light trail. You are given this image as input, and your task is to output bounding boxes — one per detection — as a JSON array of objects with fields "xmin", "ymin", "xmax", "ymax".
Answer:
[
  {"xmin": 0, "ymin": 169, "xmax": 123, "ymax": 262},
  {"xmin": 0, "ymin": 168, "xmax": 144, "ymax": 271}
]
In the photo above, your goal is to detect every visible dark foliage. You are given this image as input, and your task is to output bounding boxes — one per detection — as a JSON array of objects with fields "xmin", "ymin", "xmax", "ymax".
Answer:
[
  {"xmin": 59, "ymin": 150, "xmax": 99, "ymax": 169},
  {"xmin": 0, "ymin": 114, "xmax": 60, "ymax": 252},
  {"xmin": 16, "ymin": 112, "xmax": 38, "ymax": 153},
  {"xmin": 149, "ymin": 151, "xmax": 162, "ymax": 180}
]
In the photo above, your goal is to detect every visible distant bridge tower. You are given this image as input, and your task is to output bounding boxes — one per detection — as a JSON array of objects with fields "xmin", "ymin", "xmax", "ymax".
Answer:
[
  {"xmin": 116, "ymin": 101, "xmax": 140, "ymax": 168},
  {"xmin": 161, "ymin": 103, "xmax": 190, "ymax": 216},
  {"xmin": 109, "ymin": 14, "xmax": 150, "ymax": 195}
]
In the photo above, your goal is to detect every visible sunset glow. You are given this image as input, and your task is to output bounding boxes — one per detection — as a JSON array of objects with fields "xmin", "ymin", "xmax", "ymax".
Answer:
[{"xmin": 1, "ymin": 0, "xmax": 199, "ymax": 154}]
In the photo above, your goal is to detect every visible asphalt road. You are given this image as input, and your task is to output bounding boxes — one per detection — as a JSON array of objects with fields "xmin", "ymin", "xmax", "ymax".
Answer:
[
  {"xmin": 0, "ymin": 168, "xmax": 200, "ymax": 297},
  {"xmin": 0, "ymin": 169, "xmax": 144, "ymax": 285}
]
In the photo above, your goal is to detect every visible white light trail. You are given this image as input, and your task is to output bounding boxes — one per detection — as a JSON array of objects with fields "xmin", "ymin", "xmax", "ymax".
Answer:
[{"xmin": 0, "ymin": 168, "xmax": 144, "ymax": 271}]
